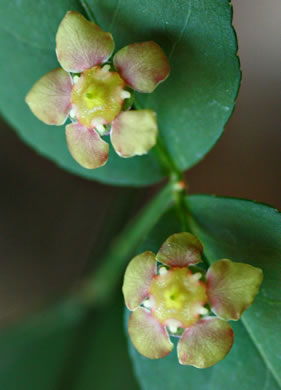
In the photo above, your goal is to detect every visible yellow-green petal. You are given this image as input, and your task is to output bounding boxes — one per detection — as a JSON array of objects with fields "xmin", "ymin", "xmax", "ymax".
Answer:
[
  {"xmin": 56, "ymin": 11, "xmax": 114, "ymax": 72},
  {"xmin": 177, "ymin": 317, "xmax": 234, "ymax": 368},
  {"xmin": 207, "ymin": 259, "xmax": 263, "ymax": 320},
  {"xmin": 113, "ymin": 41, "xmax": 170, "ymax": 93},
  {"xmin": 111, "ymin": 110, "xmax": 158, "ymax": 158},
  {"xmin": 65, "ymin": 123, "xmax": 109, "ymax": 169},
  {"xmin": 25, "ymin": 68, "xmax": 72, "ymax": 125},
  {"xmin": 156, "ymin": 232, "xmax": 203, "ymax": 267},
  {"xmin": 128, "ymin": 307, "xmax": 174, "ymax": 359},
  {"xmin": 123, "ymin": 251, "xmax": 156, "ymax": 311}
]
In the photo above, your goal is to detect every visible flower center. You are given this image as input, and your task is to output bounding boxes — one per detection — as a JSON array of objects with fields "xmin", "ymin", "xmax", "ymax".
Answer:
[
  {"xmin": 149, "ymin": 267, "xmax": 207, "ymax": 328},
  {"xmin": 71, "ymin": 66, "xmax": 125, "ymax": 129}
]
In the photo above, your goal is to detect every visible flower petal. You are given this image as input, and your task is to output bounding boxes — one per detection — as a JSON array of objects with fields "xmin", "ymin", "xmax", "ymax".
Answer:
[
  {"xmin": 25, "ymin": 68, "xmax": 72, "ymax": 125},
  {"xmin": 114, "ymin": 41, "xmax": 170, "ymax": 93},
  {"xmin": 123, "ymin": 251, "xmax": 156, "ymax": 311},
  {"xmin": 56, "ymin": 11, "xmax": 114, "ymax": 72},
  {"xmin": 178, "ymin": 317, "xmax": 233, "ymax": 368},
  {"xmin": 111, "ymin": 110, "xmax": 158, "ymax": 157},
  {"xmin": 65, "ymin": 123, "xmax": 109, "ymax": 169},
  {"xmin": 156, "ymin": 232, "xmax": 203, "ymax": 267},
  {"xmin": 207, "ymin": 259, "xmax": 263, "ymax": 321},
  {"xmin": 128, "ymin": 307, "xmax": 174, "ymax": 359}
]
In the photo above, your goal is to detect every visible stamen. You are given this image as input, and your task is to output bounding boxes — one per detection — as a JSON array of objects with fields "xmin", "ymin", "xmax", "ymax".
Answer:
[
  {"xmin": 198, "ymin": 307, "xmax": 209, "ymax": 315},
  {"xmin": 120, "ymin": 90, "xmax": 131, "ymax": 100},
  {"xmin": 166, "ymin": 319, "xmax": 181, "ymax": 334},
  {"xmin": 96, "ymin": 124, "xmax": 106, "ymax": 134},
  {"xmin": 143, "ymin": 299, "xmax": 151, "ymax": 309},
  {"xmin": 73, "ymin": 75, "xmax": 80, "ymax": 84},
  {"xmin": 69, "ymin": 108, "xmax": 76, "ymax": 118},
  {"xmin": 101, "ymin": 64, "xmax": 111, "ymax": 73},
  {"xmin": 159, "ymin": 266, "xmax": 168, "ymax": 276},
  {"xmin": 192, "ymin": 272, "xmax": 202, "ymax": 281}
]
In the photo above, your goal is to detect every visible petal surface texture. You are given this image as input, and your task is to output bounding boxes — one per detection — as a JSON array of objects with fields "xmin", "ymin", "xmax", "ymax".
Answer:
[
  {"xmin": 111, "ymin": 110, "xmax": 158, "ymax": 157},
  {"xmin": 207, "ymin": 259, "xmax": 263, "ymax": 320},
  {"xmin": 178, "ymin": 317, "xmax": 234, "ymax": 368},
  {"xmin": 156, "ymin": 232, "xmax": 203, "ymax": 267},
  {"xmin": 123, "ymin": 251, "xmax": 156, "ymax": 311},
  {"xmin": 56, "ymin": 11, "xmax": 114, "ymax": 72},
  {"xmin": 25, "ymin": 68, "xmax": 72, "ymax": 125},
  {"xmin": 128, "ymin": 307, "xmax": 174, "ymax": 359},
  {"xmin": 65, "ymin": 123, "xmax": 109, "ymax": 169},
  {"xmin": 114, "ymin": 41, "xmax": 170, "ymax": 93}
]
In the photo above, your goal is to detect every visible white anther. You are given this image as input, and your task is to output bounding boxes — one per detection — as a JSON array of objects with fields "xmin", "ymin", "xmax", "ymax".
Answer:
[
  {"xmin": 120, "ymin": 90, "xmax": 131, "ymax": 100},
  {"xmin": 73, "ymin": 75, "xmax": 80, "ymax": 84},
  {"xmin": 91, "ymin": 117, "xmax": 106, "ymax": 132},
  {"xmin": 101, "ymin": 64, "xmax": 111, "ymax": 72},
  {"xmin": 198, "ymin": 307, "xmax": 209, "ymax": 315},
  {"xmin": 143, "ymin": 299, "xmax": 151, "ymax": 309},
  {"xmin": 159, "ymin": 267, "xmax": 168, "ymax": 275},
  {"xmin": 96, "ymin": 124, "xmax": 106, "ymax": 134},
  {"xmin": 69, "ymin": 108, "xmax": 76, "ymax": 118},
  {"xmin": 192, "ymin": 272, "xmax": 202, "ymax": 281},
  {"xmin": 166, "ymin": 319, "xmax": 181, "ymax": 334}
]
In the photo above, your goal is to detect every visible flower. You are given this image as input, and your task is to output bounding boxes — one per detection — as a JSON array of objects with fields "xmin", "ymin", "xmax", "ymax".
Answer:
[
  {"xmin": 123, "ymin": 232, "xmax": 263, "ymax": 368},
  {"xmin": 25, "ymin": 11, "xmax": 170, "ymax": 169}
]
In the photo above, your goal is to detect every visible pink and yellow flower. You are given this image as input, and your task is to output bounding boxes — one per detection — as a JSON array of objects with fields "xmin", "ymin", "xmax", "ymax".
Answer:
[
  {"xmin": 25, "ymin": 11, "xmax": 170, "ymax": 169},
  {"xmin": 123, "ymin": 232, "xmax": 263, "ymax": 368}
]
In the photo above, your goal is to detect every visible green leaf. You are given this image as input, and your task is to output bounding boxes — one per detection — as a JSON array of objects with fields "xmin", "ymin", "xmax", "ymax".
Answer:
[
  {"xmin": 0, "ymin": 0, "xmax": 240, "ymax": 185},
  {"xmin": 127, "ymin": 197, "xmax": 281, "ymax": 389},
  {"xmin": 187, "ymin": 195, "xmax": 281, "ymax": 387}
]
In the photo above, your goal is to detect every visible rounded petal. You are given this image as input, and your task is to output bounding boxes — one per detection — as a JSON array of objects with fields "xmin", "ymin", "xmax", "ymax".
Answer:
[
  {"xmin": 123, "ymin": 251, "xmax": 156, "ymax": 311},
  {"xmin": 65, "ymin": 123, "xmax": 109, "ymax": 169},
  {"xmin": 25, "ymin": 68, "xmax": 72, "ymax": 125},
  {"xmin": 114, "ymin": 41, "xmax": 170, "ymax": 93},
  {"xmin": 156, "ymin": 232, "xmax": 203, "ymax": 267},
  {"xmin": 207, "ymin": 259, "xmax": 263, "ymax": 321},
  {"xmin": 128, "ymin": 307, "xmax": 174, "ymax": 359},
  {"xmin": 111, "ymin": 110, "xmax": 158, "ymax": 157},
  {"xmin": 178, "ymin": 317, "xmax": 234, "ymax": 368},
  {"xmin": 56, "ymin": 11, "xmax": 114, "ymax": 72}
]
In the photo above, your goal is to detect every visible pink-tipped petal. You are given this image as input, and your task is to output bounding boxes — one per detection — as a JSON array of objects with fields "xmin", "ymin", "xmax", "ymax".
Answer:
[
  {"xmin": 114, "ymin": 41, "xmax": 170, "ymax": 93},
  {"xmin": 123, "ymin": 251, "xmax": 156, "ymax": 311},
  {"xmin": 25, "ymin": 68, "xmax": 72, "ymax": 125},
  {"xmin": 178, "ymin": 317, "xmax": 234, "ymax": 368},
  {"xmin": 207, "ymin": 259, "xmax": 263, "ymax": 321},
  {"xmin": 111, "ymin": 110, "xmax": 158, "ymax": 158},
  {"xmin": 128, "ymin": 307, "xmax": 174, "ymax": 359},
  {"xmin": 56, "ymin": 11, "xmax": 114, "ymax": 72},
  {"xmin": 156, "ymin": 233, "xmax": 203, "ymax": 267},
  {"xmin": 66, "ymin": 123, "xmax": 109, "ymax": 169}
]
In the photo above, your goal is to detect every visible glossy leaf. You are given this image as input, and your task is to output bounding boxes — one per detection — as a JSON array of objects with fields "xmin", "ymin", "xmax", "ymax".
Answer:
[
  {"xmin": 128, "ymin": 197, "xmax": 281, "ymax": 389},
  {"xmin": 0, "ymin": 0, "xmax": 240, "ymax": 185}
]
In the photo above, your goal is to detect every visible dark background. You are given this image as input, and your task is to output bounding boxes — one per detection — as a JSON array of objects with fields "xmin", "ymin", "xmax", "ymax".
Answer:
[{"xmin": 0, "ymin": 0, "xmax": 280, "ymax": 325}]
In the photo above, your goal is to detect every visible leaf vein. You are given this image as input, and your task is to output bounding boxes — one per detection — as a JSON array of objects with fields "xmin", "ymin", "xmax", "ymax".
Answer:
[{"xmin": 168, "ymin": 2, "xmax": 192, "ymax": 60}]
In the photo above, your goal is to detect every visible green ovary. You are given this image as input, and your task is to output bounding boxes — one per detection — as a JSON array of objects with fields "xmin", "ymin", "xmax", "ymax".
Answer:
[
  {"xmin": 72, "ymin": 66, "xmax": 125, "ymax": 129},
  {"xmin": 149, "ymin": 267, "xmax": 207, "ymax": 328}
]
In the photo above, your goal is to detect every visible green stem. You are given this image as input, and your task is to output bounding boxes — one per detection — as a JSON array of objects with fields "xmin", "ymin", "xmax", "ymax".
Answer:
[
  {"xmin": 76, "ymin": 3, "xmax": 199, "ymax": 302},
  {"xmin": 80, "ymin": 0, "xmax": 98, "ymax": 24},
  {"xmin": 79, "ymin": 184, "xmax": 174, "ymax": 306},
  {"xmin": 134, "ymin": 96, "xmax": 189, "ymax": 232}
]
